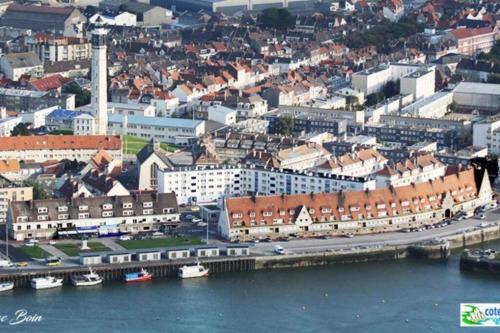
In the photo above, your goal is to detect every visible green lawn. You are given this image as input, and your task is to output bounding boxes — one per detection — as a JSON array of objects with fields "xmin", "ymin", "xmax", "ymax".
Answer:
[
  {"xmin": 117, "ymin": 236, "xmax": 202, "ymax": 250},
  {"xmin": 123, "ymin": 135, "xmax": 178, "ymax": 155},
  {"xmin": 54, "ymin": 242, "xmax": 111, "ymax": 257},
  {"xmin": 19, "ymin": 246, "xmax": 51, "ymax": 259}
]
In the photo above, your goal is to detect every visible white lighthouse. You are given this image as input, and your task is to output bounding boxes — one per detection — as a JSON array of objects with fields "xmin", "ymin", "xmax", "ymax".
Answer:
[{"xmin": 91, "ymin": 17, "xmax": 108, "ymax": 135}]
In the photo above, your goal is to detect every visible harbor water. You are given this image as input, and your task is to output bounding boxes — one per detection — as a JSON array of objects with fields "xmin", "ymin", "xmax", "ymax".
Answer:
[{"xmin": 1, "ymin": 241, "xmax": 499, "ymax": 333}]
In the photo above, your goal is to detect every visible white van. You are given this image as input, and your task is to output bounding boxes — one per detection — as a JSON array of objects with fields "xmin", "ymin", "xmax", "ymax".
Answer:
[
  {"xmin": 274, "ymin": 245, "xmax": 285, "ymax": 255},
  {"xmin": 0, "ymin": 260, "xmax": 12, "ymax": 268}
]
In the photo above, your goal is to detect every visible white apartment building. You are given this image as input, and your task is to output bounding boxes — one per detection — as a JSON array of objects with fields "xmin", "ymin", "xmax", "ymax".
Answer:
[
  {"xmin": 400, "ymin": 67, "xmax": 436, "ymax": 102},
  {"xmin": 208, "ymin": 105, "xmax": 237, "ymax": 125},
  {"xmin": 473, "ymin": 117, "xmax": 500, "ymax": 154},
  {"xmin": 158, "ymin": 164, "xmax": 376, "ymax": 205},
  {"xmin": 315, "ymin": 149, "xmax": 388, "ymax": 177},
  {"xmin": 375, "ymin": 154, "xmax": 447, "ymax": 188},
  {"xmin": 351, "ymin": 63, "xmax": 432, "ymax": 96},
  {"xmin": 0, "ymin": 116, "xmax": 21, "ymax": 137},
  {"xmin": 26, "ymin": 36, "xmax": 91, "ymax": 63}
]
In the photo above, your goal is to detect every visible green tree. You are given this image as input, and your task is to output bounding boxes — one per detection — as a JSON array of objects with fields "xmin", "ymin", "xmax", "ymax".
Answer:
[
  {"xmin": 64, "ymin": 83, "xmax": 91, "ymax": 107},
  {"xmin": 10, "ymin": 123, "xmax": 30, "ymax": 136},
  {"xmin": 258, "ymin": 8, "xmax": 295, "ymax": 30},
  {"xmin": 365, "ymin": 92, "xmax": 384, "ymax": 107},
  {"xmin": 24, "ymin": 180, "xmax": 49, "ymax": 200},
  {"xmin": 277, "ymin": 115, "xmax": 294, "ymax": 135},
  {"xmin": 383, "ymin": 80, "xmax": 399, "ymax": 99}
]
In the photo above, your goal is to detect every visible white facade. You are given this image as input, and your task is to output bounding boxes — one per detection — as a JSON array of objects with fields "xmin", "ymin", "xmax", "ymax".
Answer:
[
  {"xmin": 91, "ymin": 26, "xmax": 108, "ymax": 135},
  {"xmin": 473, "ymin": 119, "xmax": 500, "ymax": 154},
  {"xmin": 401, "ymin": 91, "xmax": 453, "ymax": 118},
  {"xmin": 151, "ymin": 96, "xmax": 179, "ymax": 117},
  {"xmin": 400, "ymin": 68, "xmax": 435, "ymax": 102},
  {"xmin": 89, "ymin": 12, "xmax": 137, "ymax": 26},
  {"xmin": 158, "ymin": 165, "xmax": 376, "ymax": 205},
  {"xmin": 73, "ymin": 113, "xmax": 96, "ymax": 136},
  {"xmin": 20, "ymin": 106, "xmax": 59, "ymax": 129},
  {"xmin": 208, "ymin": 105, "xmax": 237, "ymax": 125},
  {"xmin": 0, "ymin": 117, "xmax": 21, "ymax": 137},
  {"xmin": 352, "ymin": 63, "xmax": 430, "ymax": 96}
]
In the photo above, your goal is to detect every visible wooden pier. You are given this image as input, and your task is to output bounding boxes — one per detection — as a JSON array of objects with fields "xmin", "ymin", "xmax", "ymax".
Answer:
[{"xmin": 0, "ymin": 257, "xmax": 256, "ymax": 288}]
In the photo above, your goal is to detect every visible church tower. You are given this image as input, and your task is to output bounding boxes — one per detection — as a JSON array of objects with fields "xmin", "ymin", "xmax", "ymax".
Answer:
[{"xmin": 91, "ymin": 17, "xmax": 108, "ymax": 135}]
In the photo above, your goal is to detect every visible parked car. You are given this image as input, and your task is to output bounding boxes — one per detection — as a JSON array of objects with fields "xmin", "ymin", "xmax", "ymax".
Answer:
[
  {"xmin": 45, "ymin": 257, "xmax": 61, "ymax": 266},
  {"xmin": 344, "ymin": 233, "xmax": 354, "ymax": 238},
  {"xmin": 120, "ymin": 235, "xmax": 132, "ymax": 241},
  {"xmin": 49, "ymin": 240, "xmax": 57, "ymax": 245},
  {"xmin": 192, "ymin": 217, "xmax": 202, "ymax": 223},
  {"xmin": 274, "ymin": 245, "xmax": 285, "ymax": 255}
]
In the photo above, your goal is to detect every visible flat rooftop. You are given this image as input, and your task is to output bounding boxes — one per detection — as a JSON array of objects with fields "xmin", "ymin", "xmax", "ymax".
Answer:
[{"xmin": 108, "ymin": 114, "xmax": 204, "ymax": 129}]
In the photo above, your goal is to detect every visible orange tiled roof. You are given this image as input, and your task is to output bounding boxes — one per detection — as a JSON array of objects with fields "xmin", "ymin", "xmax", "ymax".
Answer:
[
  {"xmin": 0, "ymin": 135, "xmax": 121, "ymax": 151},
  {"xmin": 0, "ymin": 159, "xmax": 20, "ymax": 173},
  {"xmin": 225, "ymin": 168, "xmax": 478, "ymax": 228},
  {"xmin": 450, "ymin": 27, "xmax": 494, "ymax": 40}
]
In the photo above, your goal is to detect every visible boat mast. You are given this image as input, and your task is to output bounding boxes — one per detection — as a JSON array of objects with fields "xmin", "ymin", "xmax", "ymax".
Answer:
[{"xmin": 5, "ymin": 217, "xmax": 8, "ymax": 260}]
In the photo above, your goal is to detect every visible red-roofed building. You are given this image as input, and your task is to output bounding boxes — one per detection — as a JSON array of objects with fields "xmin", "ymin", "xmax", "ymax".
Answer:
[
  {"xmin": 449, "ymin": 26, "xmax": 499, "ymax": 56},
  {"xmin": 219, "ymin": 168, "xmax": 493, "ymax": 241},
  {"xmin": 0, "ymin": 135, "xmax": 122, "ymax": 163},
  {"xmin": 30, "ymin": 74, "xmax": 67, "ymax": 92}
]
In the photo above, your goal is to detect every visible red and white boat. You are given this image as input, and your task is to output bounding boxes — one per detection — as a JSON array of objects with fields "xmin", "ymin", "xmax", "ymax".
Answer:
[{"xmin": 124, "ymin": 269, "xmax": 152, "ymax": 283}]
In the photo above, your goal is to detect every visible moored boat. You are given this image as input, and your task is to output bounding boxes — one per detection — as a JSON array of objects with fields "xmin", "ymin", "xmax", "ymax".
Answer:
[
  {"xmin": 178, "ymin": 262, "xmax": 209, "ymax": 279},
  {"xmin": 31, "ymin": 276, "xmax": 63, "ymax": 290},
  {"xmin": 0, "ymin": 282, "xmax": 14, "ymax": 292},
  {"xmin": 124, "ymin": 268, "xmax": 152, "ymax": 283},
  {"xmin": 71, "ymin": 267, "xmax": 103, "ymax": 287}
]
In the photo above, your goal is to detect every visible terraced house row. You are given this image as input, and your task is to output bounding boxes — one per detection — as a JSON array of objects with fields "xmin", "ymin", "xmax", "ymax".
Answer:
[{"xmin": 218, "ymin": 167, "xmax": 493, "ymax": 241}]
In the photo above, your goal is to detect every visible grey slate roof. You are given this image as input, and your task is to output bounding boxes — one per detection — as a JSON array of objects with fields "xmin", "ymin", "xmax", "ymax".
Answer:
[
  {"xmin": 2, "ymin": 52, "xmax": 41, "ymax": 68},
  {"xmin": 11, "ymin": 191, "xmax": 179, "ymax": 222}
]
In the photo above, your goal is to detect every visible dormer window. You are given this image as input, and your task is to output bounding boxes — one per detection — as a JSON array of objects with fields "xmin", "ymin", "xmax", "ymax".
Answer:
[
  {"xmin": 123, "ymin": 202, "xmax": 133, "ymax": 209},
  {"xmin": 263, "ymin": 211, "xmax": 273, "ymax": 217},
  {"xmin": 232, "ymin": 212, "xmax": 243, "ymax": 218},
  {"xmin": 103, "ymin": 204, "xmax": 113, "ymax": 210},
  {"xmin": 279, "ymin": 210, "xmax": 286, "ymax": 216},
  {"xmin": 249, "ymin": 211, "xmax": 256, "ymax": 217},
  {"xmin": 321, "ymin": 207, "xmax": 331, "ymax": 213},
  {"xmin": 37, "ymin": 207, "xmax": 48, "ymax": 214},
  {"xmin": 338, "ymin": 207, "xmax": 344, "ymax": 213},
  {"xmin": 350, "ymin": 206, "xmax": 360, "ymax": 212},
  {"xmin": 289, "ymin": 209, "xmax": 295, "ymax": 215},
  {"xmin": 79, "ymin": 205, "xmax": 88, "ymax": 211},
  {"xmin": 143, "ymin": 202, "xmax": 153, "ymax": 208},
  {"xmin": 58, "ymin": 206, "xmax": 68, "ymax": 212}
]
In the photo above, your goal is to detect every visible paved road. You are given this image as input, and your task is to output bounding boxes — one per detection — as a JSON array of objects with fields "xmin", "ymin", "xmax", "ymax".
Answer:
[
  {"xmin": 250, "ymin": 208, "xmax": 500, "ymax": 255},
  {"xmin": 1, "ymin": 208, "xmax": 498, "ymax": 271}
]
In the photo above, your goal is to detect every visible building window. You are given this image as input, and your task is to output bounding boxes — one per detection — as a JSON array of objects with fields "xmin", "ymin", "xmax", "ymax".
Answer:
[{"xmin": 150, "ymin": 163, "xmax": 159, "ymax": 187}]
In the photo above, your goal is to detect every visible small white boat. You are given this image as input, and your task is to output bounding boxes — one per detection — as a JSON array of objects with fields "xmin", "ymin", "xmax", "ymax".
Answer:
[
  {"xmin": 31, "ymin": 276, "xmax": 63, "ymax": 290},
  {"xmin": 178, "ymin": 262, "xmax": 209, "ymax": 279},
  {"xmin": 0, "ymin": 282, "xmax": 14, "ymax": 292},
  {"xmin": 71, "ymin": 268, "xmax": 103, "ymax": 287}
]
